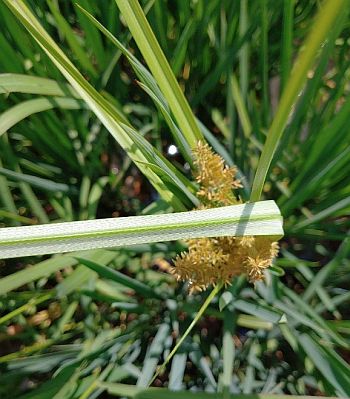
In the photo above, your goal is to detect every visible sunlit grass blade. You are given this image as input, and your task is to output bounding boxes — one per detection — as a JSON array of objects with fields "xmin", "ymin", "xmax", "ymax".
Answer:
[
  {"xmin": 1, "ymin": 1, "xmax": 348, "ymax": 396},
  {"xmin": 0, "ymin": 201, "xmax": 283, "ymax": 259},
  {"xmin": 0, "ymin": 97, "xmax": 84, "ymax": 136},
  {"xmin": 291, "ymin": 197, "xmax": 350, "ymax": 231},
  {"xmin": 75, "ymin": 4, "xmax": 193, "ymax": 163},
  {"xmin": 0, "ymin": 209, "xmax": 36, "ymax": 225},
  {"xmin": 0, "ymin": 73, "xmax": 78, "ymax": 97},
  {"xmin": 0, "ymin": 249, "xmax": 116, "ymax": 295},
  {"xmin": 115, "ymin": 0, "xmax": 203, "ymax": 148},
  {"xmin": 250, "ymin": 0, "xmax": 347, "ymax": 202},
  {"xmin": 0, "ymin": 166, "xmax": 71, "ymax": 193},
  {"xmin": 3, "ymin": 0, "xmax": 188, "ymax": 210},
  {"xmin": 0, "ymin": 293, "xmax": 53, "ymax": 325},
  {"xmin": 229, "ymin": 74, "xmax": 264, "ymax": 167},
  {"xmin": 222, "ymin": 312, "xmax": 235, "ymax": 399},
  {"xmin": 229, "ymin": 74, "xmax": 252, "ymax": 140}
]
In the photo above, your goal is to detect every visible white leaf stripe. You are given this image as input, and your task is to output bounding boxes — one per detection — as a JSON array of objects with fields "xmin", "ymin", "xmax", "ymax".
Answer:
[{"xmin": 0, "ymin": 201, "xmax": 283, "ymax": 259}]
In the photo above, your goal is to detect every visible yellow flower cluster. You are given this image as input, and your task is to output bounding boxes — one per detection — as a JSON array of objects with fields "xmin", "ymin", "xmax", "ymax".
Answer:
[
  {"xmin": 172, "ymin": 142, "xmax": 279, "ymax": 293},
  {"xmin": 193, "ymin": 141, "xmax": 242, "ymax": 207}
]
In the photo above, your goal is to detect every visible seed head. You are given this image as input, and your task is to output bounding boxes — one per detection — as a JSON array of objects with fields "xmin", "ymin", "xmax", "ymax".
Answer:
[{"xmin": 172, "ymin": 142, "xmax": 279, "ymax": 292}]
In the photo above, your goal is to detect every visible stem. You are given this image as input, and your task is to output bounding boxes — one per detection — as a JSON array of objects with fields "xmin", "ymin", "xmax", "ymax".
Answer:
[
  {"xmin": 148, "ymin": 282, "xmax": 223, "ymax": 386},
  {"xmin": 0, "ymin": 293, "xmax": 53, "ymax": 325}
]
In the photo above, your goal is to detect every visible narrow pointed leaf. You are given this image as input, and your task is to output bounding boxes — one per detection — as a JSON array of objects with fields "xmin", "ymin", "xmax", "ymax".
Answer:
[
  {"xmin": 3, "ymin": 0, "xmax": 187, "ymax": 210},
  {"xmin": 115, "ymin": 0, "xmax": 203, "ymax": 148},
  {"xmin": 0, "ymin": 97, "xmax": 84, "ymax": 136},
  {"xmin": 250, "ymin": 0, "xmax": 347, "ymax": 201},
  {"xmin": 0, "ymin": 73, "xmax": 78, "ymax": 97},
  {"xmin": 0, "ymin": 201, "xmax": 283, "ymax": 259}
]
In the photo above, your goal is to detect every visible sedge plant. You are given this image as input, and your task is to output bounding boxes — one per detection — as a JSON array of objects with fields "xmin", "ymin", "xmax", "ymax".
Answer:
[{"xmin": 0, "ymin": 0, "xmax": 349, "ymax": 398}]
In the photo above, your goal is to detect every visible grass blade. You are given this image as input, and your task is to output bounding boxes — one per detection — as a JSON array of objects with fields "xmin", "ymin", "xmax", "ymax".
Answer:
[
  {"xmin": 76, "ymin": 257, "xmax": 160, "ymax": 299},
  {"xmin": 46, "ymin": 0, "xmax": 97, "ymax": 77},
  {"xmin": 280, "ymin": 0, "xmax": 294, "ymax": 93},
  {"xmin": 0, "ymin": 97, "xmax": 83, "ymax": 136},
  {"xmin": 238, "ymin": 0, "xmax": 249, "ymax": 104},
  {"xmin": 250, "ymin": 0, "xmax": 347, "ymax": 201},
  {"xmin": 0, "ymin": 201, "xmax": 283, "ymax": 259},
  {"xmin": 298, "ymin": 334, "xmax": 350, "ymax": 397},
  {"xmin": 3, "ymin": 0, "xmax": 187, "ymax": 210},
  {"xmin": 75, "ymin": 4, "xmax": 193, "ymax": 162},
  {"xmin": 0, "ymin": 73, "xmax": 77, "ymax": 97},
  {"xmin": 229, "ymin": 74, "xmax": 252, "ymax": 140},
  {"xmin": 0, "ymin": 166, "xmax": 71, "ymax": 193},
  {"xmin": 138, "ymin": 323, "xmax": 170, "ymax": 387},
  {"xmin": 149, "ymin": 283, "xmax": 222, "ymax": 386},
  {"xmin": 0, "ymin": 249, "xmax": 114, "ymax": 295},
  {"xmin": 115, "ymin": 0, "xmax": 203, "ymax": 148},
  {"xmin": 98, "ymin": 383, "xmax": 336, "ymax": 398}
]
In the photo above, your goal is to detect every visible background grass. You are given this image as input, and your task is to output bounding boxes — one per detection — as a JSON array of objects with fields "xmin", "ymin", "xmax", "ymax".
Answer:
[{"xmin": 0, "ymin": 0, "xmax": 349, "ymax": 398}]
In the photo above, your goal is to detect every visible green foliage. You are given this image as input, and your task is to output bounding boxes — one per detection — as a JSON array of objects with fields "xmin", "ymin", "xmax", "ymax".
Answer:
[{"xmin": 0, "ymin": 0, "xmax": 349, "ymax": 398}]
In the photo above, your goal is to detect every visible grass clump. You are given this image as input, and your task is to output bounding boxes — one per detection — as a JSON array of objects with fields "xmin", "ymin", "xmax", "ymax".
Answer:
[{"xmin": 0, "ymin": 1, "xmax": 349, "ymax": 398}]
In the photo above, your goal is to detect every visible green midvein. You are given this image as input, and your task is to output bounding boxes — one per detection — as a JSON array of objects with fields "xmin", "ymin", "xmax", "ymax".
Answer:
[{"xmin": 0, "ymin": 213, "xmax": 282, "ymax": 247}]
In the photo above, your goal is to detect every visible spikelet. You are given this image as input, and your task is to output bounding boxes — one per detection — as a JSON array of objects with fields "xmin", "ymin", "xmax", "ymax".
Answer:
[
  {"xmin": 172, "ymin": 141, "xmax": 279, "ymax": 292},
  {"xmin": 193, "ymin": 141, "xmax": 242, "ymax": 207}
]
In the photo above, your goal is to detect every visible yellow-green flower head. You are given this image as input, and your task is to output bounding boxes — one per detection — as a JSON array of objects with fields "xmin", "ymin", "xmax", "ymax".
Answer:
[{"xmin": 172, "ymin": 142, "xmax": 279, "ymax": 293}]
